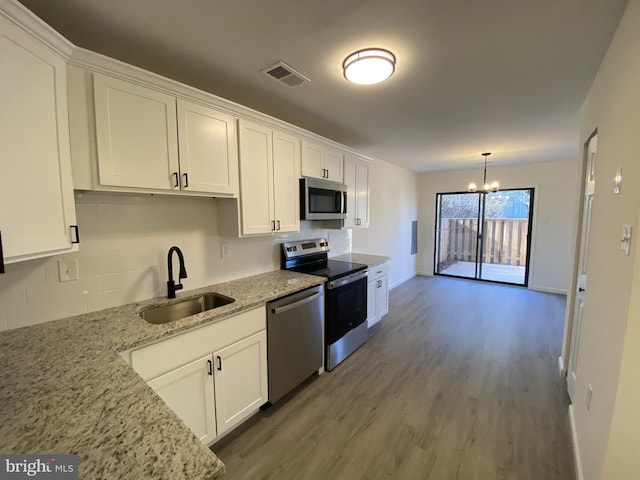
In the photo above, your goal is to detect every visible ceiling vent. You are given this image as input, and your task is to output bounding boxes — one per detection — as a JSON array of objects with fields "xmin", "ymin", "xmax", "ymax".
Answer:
[{"xmin": 261, "ymin": 61, "xmax": 310, "ymax": 88}]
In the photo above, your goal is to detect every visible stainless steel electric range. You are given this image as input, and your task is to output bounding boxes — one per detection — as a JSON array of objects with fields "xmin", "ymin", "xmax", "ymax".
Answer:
[{"xmin": 281, "ymin": 238, "xmax": 368, "ymax": 371}]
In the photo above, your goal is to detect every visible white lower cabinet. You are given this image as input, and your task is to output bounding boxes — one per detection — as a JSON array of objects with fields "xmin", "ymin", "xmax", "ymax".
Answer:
[
  {"xmin": 213, "ymin": 331, "xmax": 267, "ymax": 436},
  {"xmin": 148, "ymin": 354, "xmax": 217, "ymax": 444},
  {"xmin": 129, "ymin": 306, "xmax": 268, "ymax": 445},
  {"xmin": 367, "ymin": 262, "xmax": 390, "ymax": 328}
]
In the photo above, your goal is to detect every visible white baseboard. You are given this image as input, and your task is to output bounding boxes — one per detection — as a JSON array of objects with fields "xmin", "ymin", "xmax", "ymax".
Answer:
[
  {"xmin": 529, "ymin": 284, "xmax": 568, "ymax": 295},
  {"xmin": 389, "ymin": 272, "xmax": 416, "ymax": 290},
  {"xmin": 569, "ymin": 405, "xmax": 584, "ymax": 480},
  {"xmin": 558, "ymin": 356, "xmax": 566, "ymax": 377}
]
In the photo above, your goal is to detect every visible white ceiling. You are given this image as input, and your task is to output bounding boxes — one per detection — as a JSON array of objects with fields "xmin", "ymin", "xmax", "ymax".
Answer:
[{"xmin": 20, "ymin": 0, "xmax": 629, "ymax": 172}]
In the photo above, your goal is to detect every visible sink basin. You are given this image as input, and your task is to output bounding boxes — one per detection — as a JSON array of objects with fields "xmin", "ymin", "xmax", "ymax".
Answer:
[{"xmin": 138, "ymin": 293, "xmax": 235, "ymax": 324}]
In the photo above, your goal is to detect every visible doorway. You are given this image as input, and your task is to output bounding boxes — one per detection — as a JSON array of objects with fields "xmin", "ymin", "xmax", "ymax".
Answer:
[{"xmin": 434, "ymin": 188, "xmax": 534, "ymax": 286}]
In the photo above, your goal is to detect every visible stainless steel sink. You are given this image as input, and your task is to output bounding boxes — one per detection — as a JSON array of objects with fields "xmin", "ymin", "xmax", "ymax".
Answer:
[{"xmin": 138, "ymin": 293, "xmax": 235, "ymax": 324}]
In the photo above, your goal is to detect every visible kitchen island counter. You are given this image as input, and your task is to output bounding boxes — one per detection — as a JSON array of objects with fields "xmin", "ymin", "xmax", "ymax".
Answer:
[{"xmin": 0, "ymin": 270, "xmax": 323, "ymax": 480}]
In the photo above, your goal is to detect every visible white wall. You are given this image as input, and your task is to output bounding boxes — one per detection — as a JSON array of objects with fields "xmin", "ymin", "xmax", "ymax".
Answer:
[
  {"xmin": 566, "ymin": 1, "xmax": 640, "ymax": 478},
  {"xmin": 352, "ymin": 158, "xmax": 418, "ymax": 288},
  {"xmin": 0, "ymin": 192, "xmax": 350, "ymax": 331},
  {"xmin": 416, "ymin": 159, "xmax": 579, "ymax": 293},
  {"xmin": 600, "ymin": 208, "xmax": 640, "ymax": 479}
]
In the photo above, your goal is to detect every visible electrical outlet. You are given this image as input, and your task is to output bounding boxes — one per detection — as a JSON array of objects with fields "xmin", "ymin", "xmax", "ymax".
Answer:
[
  {"xmin": 586, "ymin": 384, "xmax": 593, "ymax": 411},
  {"xmin": 220, "ymin": 243, "xmax": 230, "ymax": 258},
  {"xmin": 58, "ymin": 259, "xmax": 79, "ymax": 282}
]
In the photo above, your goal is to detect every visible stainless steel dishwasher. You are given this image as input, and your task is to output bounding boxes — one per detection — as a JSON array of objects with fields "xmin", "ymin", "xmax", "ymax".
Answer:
[{"xmin": 267, "ymin": 285, "xmax": 324, "ymax": 403}]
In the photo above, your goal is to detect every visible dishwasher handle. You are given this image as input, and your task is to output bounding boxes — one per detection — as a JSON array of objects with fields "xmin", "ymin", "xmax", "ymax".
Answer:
[{"xmin": 271, "ymin": 291, "xmax": 322, "ymax": 316}]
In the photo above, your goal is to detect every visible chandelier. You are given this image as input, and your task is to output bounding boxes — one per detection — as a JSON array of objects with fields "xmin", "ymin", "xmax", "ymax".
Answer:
[{"xmin": 468, "ymin": 152, "xmax": 499, "ymax": 193}]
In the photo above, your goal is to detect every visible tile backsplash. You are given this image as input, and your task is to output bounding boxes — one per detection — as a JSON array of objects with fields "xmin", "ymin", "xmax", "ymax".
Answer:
[{"xmin": 0, "ymin": 192, "xmax": 350, "ymax": 331}]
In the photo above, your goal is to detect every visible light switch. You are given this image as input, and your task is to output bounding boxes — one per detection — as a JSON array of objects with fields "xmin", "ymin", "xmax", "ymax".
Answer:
[{"xmin": 620, "ymin": 225, "xmax": 632, "ymax": 256}]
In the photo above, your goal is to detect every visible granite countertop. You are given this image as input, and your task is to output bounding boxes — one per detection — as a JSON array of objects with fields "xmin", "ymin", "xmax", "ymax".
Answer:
[
  {"xmin": 0, "ymin": 270, "xmax": 324, "ymax": 480},
  {"xmin": 332, "ymin": 253, "xmax": 391, "ymax": 267}
]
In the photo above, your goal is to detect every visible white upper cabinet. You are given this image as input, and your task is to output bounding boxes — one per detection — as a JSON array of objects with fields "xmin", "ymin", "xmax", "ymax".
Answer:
[
  {"xmin": 0, "ymin": 4, "xmax": 78, "ymax": 265},
  {"xmin": 301, "ymin": 139, "xmax": 343, "ymax": 183},
  {"xmin": 236, "ymin": 119, "xmax": 299, "ymax": 236},
  {"xmin": 237, "ymin": 120, "xmax": 275, "ymax": 235},
  {"xmin": 272, "ymin": 129, "xmax": 301, "ymax": 233},
  {"xmin": 324, "ymin": 147, "xmax": 344, "ymax": 183},
  {"xmin": 93, "ymin": 73, "xmax": 180, "ymax": 190},
  {"xmin": 343, "ymin": 154, "xmax": 371, "ymax": 228},
  {"xmin": 176, "ymin": 99, "xmax": 238, "ymax": 195},
  {"xmin": 70, "ymin": 70, "xmax": 239, "ymax": 197}
]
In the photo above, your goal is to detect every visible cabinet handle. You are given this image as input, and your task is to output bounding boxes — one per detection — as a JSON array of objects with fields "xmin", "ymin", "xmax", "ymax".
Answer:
[
  {"xmin": 217, "ymin": 356, "xmax": 222, "ymax": 371},
  {"xmin": 70, "ymin": 225, "xmax": 80, "ymax": 244},
  {"xmin": 172, "ymin": 172, "xmax": 179, "ymax": 188},
  {"xmin": 271, "ymin": 220, "xmax": 276, "ymax": 231},
  {"xmin": 182, "ymin": 173, "xmax": 189, "ymax": 188},
  {"xmin": 276, "ymin": 220, "xmax": 281, "ymax": 231},
  {"xmin": 0, "ymin": 230, "xmax": 5, "ymax": 274},
  {"xmin": 207, "ymin": 359, "xmax": 213, "ymax": 376},
  {"xmin": 377, "ymin": 280, "xmax": 382, "ymax": 288}
]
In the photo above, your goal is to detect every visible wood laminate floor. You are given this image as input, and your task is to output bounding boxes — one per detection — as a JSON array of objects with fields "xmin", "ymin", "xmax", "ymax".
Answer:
[{"xmin": 213, "ymin": 276, "xmax": 575, "ymax": 480}]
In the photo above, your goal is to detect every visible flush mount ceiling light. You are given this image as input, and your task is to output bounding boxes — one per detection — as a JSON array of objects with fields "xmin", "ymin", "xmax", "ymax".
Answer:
[
  {"xmin": 468, "ymin": 152, "xmax": 499, "ymax": 193},
  {"xmin": 343, "ymin": 48, "xmax": 396, "ymax": 85}
]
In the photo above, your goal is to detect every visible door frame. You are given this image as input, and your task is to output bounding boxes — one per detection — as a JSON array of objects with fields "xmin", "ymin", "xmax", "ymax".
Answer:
[
  {"xmin": 433, "ymin": 188, "xmax": 535, "ymax": 287},
  {"xmin": 560, "ymin": 129, "xmax": 598, "ymax": 381}
]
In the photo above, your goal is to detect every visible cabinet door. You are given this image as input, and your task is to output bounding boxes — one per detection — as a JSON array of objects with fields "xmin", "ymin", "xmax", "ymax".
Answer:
[
  {"xmin": 300, "ymin": 139, "xmax": 324, "ymax": 179},
  {"xmin": 214, "ymin": 331, "xmax": 268, "ymax": 437},
  {"xmin": 93, "ymin": 73, "xmax": 179, "ymax": 190},
  {"xmin": 324, "ymin": 147, "xmax": 344, "ymax": 183},
  {"xmin": 237, "ymin": 120, "xmax": 274, "ymax": 235},
  {"xmin": 376, "ymin": 275, "xmax": 389, "ymax": 319},
  {"xmin": 272, "ymin": 129, "xmax": 300, "ymax": 233},
  {"xmin": 355, "ymin": 159, "xmax": 370, "ymax": 227},
  {"xmin": 148, "ymin": 355, "xmax": 217, "ymax": 445},
  {"xmin": 343, "ymin": 156, "xmax": 358, "ymax": 228},
  {"xmin": 0, "ymin": 12, "xmax": 77, "ymax": 263},
  {"xmin": 176, "ymin": 99, "xmax": 238, "ymax": 195}
]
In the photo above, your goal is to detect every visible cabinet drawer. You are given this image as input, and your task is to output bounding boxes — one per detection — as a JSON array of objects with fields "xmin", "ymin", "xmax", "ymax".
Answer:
[
  {"xmin": 131, "ymin": 306, "xmax": 265, "ymax": 381},
  {"xmin": 368, "ymin": 262, "xmax": 389, "ymax": 282}
]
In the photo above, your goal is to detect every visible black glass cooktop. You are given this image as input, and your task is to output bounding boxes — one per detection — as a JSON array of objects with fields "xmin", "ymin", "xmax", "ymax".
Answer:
[{"xmin": 289, "ymin": 259, "xmax": 367, "ymax": 281}]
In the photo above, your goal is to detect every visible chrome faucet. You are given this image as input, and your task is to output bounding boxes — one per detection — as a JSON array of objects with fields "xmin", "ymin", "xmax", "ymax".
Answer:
[{"xmin": 167, "ymin": 246, "xmax": 187, "ymax": 298}]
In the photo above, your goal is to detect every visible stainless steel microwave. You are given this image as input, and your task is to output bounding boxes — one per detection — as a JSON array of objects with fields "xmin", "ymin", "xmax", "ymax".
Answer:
[{"xmin": 300, "ymin": 177, "xmax": 347, "ymax": 220}]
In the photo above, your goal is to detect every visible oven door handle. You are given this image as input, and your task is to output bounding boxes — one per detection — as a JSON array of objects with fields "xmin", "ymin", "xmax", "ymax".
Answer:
[
  {"xmin": 328, "ymin": 270, "xmax": 368, "ymax": 289},
  {"xmin": 272, "ymin": 291, "xmax": 322, "ymax": 315}
]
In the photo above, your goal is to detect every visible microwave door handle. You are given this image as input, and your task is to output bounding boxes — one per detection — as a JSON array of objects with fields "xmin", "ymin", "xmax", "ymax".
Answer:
[{"xmin": 340, "ymin": 191, "xmax": 346, "ymax": 214}]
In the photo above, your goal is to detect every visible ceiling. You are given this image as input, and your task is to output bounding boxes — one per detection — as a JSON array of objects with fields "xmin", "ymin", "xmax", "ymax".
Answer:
[{"xmin": 20, "ymin": 0, "xmax": 629, "ymax": 172}]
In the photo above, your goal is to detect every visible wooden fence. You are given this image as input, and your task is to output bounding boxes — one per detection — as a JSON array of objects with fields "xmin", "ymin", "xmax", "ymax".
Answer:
[{"xmin": 437, "ymin": 218, "xmax": 528, "ymax": 269}]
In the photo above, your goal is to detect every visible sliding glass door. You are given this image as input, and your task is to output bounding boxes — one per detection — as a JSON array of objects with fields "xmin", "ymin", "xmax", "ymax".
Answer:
[{"xmin": 434, "ymin": 189, "xmax": 534, "ymax": 286}]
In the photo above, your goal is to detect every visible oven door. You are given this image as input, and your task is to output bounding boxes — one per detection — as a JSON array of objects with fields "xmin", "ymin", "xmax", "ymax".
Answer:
[{"xmin": 325, "ymin": 270, "xmax": 368, "ymax": 345}]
